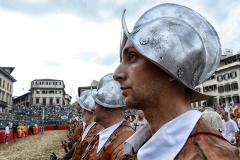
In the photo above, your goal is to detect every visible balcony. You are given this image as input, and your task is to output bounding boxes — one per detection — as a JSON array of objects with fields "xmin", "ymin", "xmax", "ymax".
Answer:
[{"xmin": 0, "ymin": 100, "xmax": 7, "ymax": 108}]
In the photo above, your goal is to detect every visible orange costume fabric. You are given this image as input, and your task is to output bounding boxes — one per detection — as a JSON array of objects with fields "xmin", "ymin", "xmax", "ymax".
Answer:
[
  {"xmin": 82, "ymin": 120, "xmax": 135, "ymax": 160},
  {"xmin": 175, "ymin": 117, "xmax": 239, "ymax": 160},
  {"xmin": 72, "ymin": 123, "xmax": 103, "ymax": 160},
  {"xmin": 71, "ymin": 121, "xmax": 83, "ymax": 144}
]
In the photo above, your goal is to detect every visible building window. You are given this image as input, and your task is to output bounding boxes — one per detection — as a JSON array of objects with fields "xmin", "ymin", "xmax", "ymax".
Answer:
[
  {"xmin": 223, "ymin": 74, "xmax": 229, "ymax": 80},
  {"xmin": 50, "ymin": 98, "xmax": 53, "ymax": 105},
  {"xmin": 224, "ymin": 84, "xmax": 231, "ymax": 92},
  {"xmin": 43, "ymin": 98, "xmax": 46, "ymax": 105},
  {"xmin": 57, "ymin": 82, "xmax": 61, "ymax": 85},
  {"xmin": 56, "ymin": 98, "xmax": 60, "ymax": 104},
  {"xmin": 7, "ymin": 83, "xmax": 9, "ymax": 90},
  {"xmin": 230, "ymin": 71, "xmax": 237, "ymax": 78},
  {"xmin": 218, "ymin": 86, "xmax": 224, "ymax": 93},
  {"xmin": 49, "ymin": 82, "xmax": 54, "ymax": 85},
  {"xmin": 231, "ymin": 82, "xmax": 238, "ymax": 91},
  {"xmin": 10, "ymin": 85, "xmax": 12, "ymax": 92},
  {"xmin": 49, "ymin": 91, "xmax": 54, "ymax": 94},
  {"xmin": 0, "ymin": 78, "xmax": 1, "ymax": 87},
  {"xmin": 217, "ymin": 75, "xmax": 223, "ymax": 82},
  {"xmin": 195, "ymin": 87, "xmax": 201, "ymax": 93},
  {"xmin": 42, "ymin": 81, "xmax": 48, "ymax": 85},
  {"xmin": 55, "ymin": 91, "xmax": 61, "ymax": 94},
  {"xmin": 198, "ymin": 101, "xmax": 201, "ymax": 106},
  {"xmin": 208, "ymin": 85, "xmax": 217, "ymax": 91},
  {"xmin": 203, "ymin": 86, "xmax": 208, "ymax": 92},
  {"xmin": 207, "ymin": 75, "xmax": 215, "ymax": 81},
  {"xmin": 42, "ymin": 90, "xmax": 48, "ymax": 94},
  {"xmin": 9, "ymin": 95, "xmax": 11, "ymax": 105},
  {"xmin": 6, "ymin": 94, "xmax": 8, "ymax": 104},
  {"xmin": 36, "ymin": 98, "xmax": 39, "ymax": 104},
  {"xmin": 3, "ymin": 80, "xmax": 5, "ymax": 88},
  {"xmin": 2, "ymin": 92, "xmax": 5, "ymax": 101}
]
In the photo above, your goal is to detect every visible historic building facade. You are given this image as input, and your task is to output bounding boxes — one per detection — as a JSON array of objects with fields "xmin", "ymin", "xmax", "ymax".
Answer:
[
  {"xmin": 192, "ymin": 50, "xmax": 240, "ymax": 109},
  {"xmin": 30, "ymin": 79, "xmax": 71, "ymax": 106},
  {"xmin": 0, "ymin": 67, "xmax": 16, "ymax": 113}
]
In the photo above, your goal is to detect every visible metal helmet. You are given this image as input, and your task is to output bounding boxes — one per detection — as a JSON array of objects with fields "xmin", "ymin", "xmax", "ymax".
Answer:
[
  {"xmin": 77, "ymin": 89, "xmax": 96, "ymax": 112},
  {"xmin": 120, "ymin": 3, "xmax": 221, "ymax": 102},
  {"xmin": 92, "ymin": 73, "xmax": 125, "ymax": 108}
]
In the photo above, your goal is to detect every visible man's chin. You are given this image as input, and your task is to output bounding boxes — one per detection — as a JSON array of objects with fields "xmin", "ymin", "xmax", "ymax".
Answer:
[{"xmin": 125, "ymin": 98, "xmax": 140, "ymax": 110}]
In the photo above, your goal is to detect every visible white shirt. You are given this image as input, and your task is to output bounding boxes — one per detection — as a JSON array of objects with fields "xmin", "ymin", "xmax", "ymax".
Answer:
[
  {"xmin": 97, "ymin": 120, "xmax": 123, "ymax": 153},
  {"xmin": 124, "ymin": 110, "xmax": 202, "ymax": 160},
  {"xmin": 202, "ymin": 107, "xmax": 222, "ymax": 131},
  {"xmin": 81, "ymin": 122, "xmax": 96, "ymax": 141},
  {"xmin": 222, "ymin": 119, "xmax": 239, "ymax": 144},
  {"xmin": 132, "ymin": 119, "xmax": 148, "ymax": 131},
  {"xmin": 5, "ymin": 126, "xmax": 10, "ymax": 135}
]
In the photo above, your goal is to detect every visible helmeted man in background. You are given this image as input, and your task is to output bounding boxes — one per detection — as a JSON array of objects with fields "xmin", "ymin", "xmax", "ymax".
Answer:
[
  {"xmin": 81, "ymin": 73, "xmax": 135, "ymax": 160},
  {"xmin": 132, "ymin": 110, "xmax": 147, "ymax": 131},
  {"xmin": 222, "ymin": 111, "xmax": 239, "ymax": 146},
  {"xmin": 114, "ymin": 3, "xmax": 239, "ymax": 159},
  {"xmin": 62, "ymin": 98, "xmax": 84, "ymax": 152},
  {"xmin": 202, "ymin": 98, "xmax": 222, "ymax": 132},
  {"xmin": 57, "ymin": 90, "xmax": 103, "ymax": 160}
]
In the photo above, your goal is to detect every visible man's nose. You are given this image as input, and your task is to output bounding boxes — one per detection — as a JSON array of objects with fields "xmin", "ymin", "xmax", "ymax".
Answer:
[
  {"xmin": 113, "ymin": 63, "xmax": 126, "ymax": 82},
  {"xmin": 91, "ymin": 105, "xmax": 96, "ymax": 112}
]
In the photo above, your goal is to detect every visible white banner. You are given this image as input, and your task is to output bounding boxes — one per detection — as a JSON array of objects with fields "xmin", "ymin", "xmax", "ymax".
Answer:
[{"xmin": 61, "ymin": 116, "xmax": 68, "ymax": 120}]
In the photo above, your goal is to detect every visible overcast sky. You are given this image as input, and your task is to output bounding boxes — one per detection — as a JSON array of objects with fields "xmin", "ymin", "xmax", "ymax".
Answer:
[{"xmin": 1, "ymin": 0, "xmax": 240, "ymax": 103}]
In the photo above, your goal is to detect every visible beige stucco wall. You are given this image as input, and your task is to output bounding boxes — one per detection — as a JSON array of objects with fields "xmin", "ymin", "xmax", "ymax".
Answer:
[{"xmin": 0, "ymin": 72, "xmax": 14, "ymax": 113}]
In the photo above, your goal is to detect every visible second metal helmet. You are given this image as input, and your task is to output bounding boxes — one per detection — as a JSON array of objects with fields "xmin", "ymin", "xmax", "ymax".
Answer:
[
  {"xmin": 77, "ymin": 89, "xmax": 96, "ymax": 112},
  {"xmin": 92, "ymin": 73, "xmax": 125, "ymax": 108}
]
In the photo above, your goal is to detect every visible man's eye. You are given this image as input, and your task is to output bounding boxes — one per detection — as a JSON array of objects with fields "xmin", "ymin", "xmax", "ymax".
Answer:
[{"xmin": 129, "ymin": 53, "xmax": 136, "ymax": 60}]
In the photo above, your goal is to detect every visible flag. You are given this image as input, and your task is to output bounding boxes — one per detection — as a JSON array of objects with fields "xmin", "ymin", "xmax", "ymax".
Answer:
[{"xmin": 224, "ymin": 99, "xmax": 230, "ymax": 119}]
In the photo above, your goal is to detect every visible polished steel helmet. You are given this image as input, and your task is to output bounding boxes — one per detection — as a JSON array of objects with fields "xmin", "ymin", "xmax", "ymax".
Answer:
[
  {"xmin": 120, "ymin": 3, "xmax": 221, "ymax": 102},
  {"xmin": 77, "ymin": 89, "xmax": 96, "ymax": 112},
  {"xmin": 92, "ymin": 73, "xmax": 125, "ymax": 108}
]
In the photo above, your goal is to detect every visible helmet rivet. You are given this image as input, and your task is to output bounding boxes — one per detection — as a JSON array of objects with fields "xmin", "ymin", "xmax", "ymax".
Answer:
[
  {"xmin": 160, "ymin": 57, "xmax": 163, "ymax": 60},
  {"xmin": 139, "ymin": 37, "xmax": 149, "ymax": 45},
  {"xmin": 177, "ymin": 68, "xmax": 186, "ymax": 78},
  {"xmin": 132, "ymin": 28, "xmax": 140, "ymax": 34}
]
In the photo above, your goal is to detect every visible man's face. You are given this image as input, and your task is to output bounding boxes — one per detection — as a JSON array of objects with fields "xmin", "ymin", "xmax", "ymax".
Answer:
[
  {"xmin": 91, "ymin": 103, "xmax": 108, "ymax": 125},
  {"xmin": 81, "ymin": 108, "xmax": 93, "ymax": 123},
  {"xmin": 138, "ymin": 110, "xmax": 145, "ymax": 119},
  {"xmin": 114, "ymin": 39, "xmax": 168, "ymax": 110},
  {"xmin": 222, "ymin": 112, "xmax": 228, "ymax": 120}
]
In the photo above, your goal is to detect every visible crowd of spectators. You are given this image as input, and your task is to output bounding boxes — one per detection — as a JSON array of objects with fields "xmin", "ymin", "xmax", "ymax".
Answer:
[{"xmin": 1, "ymin": 105, "xmax": 78, "ymax": 129}]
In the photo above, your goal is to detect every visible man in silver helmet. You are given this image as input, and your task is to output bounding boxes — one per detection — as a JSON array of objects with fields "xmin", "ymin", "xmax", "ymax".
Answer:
[
  {"xmin": 62, "ymin": 99, "xmax": 84, "ymax": 152},
  {"xmin": 57, "ymin": 90, "xmax": 103, "ymax": 160},
  {"xmin": 114, "ymin": 3, "xmax": 239, "ymax": 160},
  {"xmin": 81, "ymin": 73, "xmax": 135, "ymax": 160}
]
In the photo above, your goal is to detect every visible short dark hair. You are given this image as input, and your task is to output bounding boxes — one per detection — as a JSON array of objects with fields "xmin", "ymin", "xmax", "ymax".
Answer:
[
  {"xmin": 206, "ymin": 98, "xmax": 217, "ymax": 107},
  {"xmin": 223, "ymin": 111, "xmax": 228, "ymax": 116},
  {"xmin": 203, "ymin": 102, "xmax": 206, "ymax": 106}
]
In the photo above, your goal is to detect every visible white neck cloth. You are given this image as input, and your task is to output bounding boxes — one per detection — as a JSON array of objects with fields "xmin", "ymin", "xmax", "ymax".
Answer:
[{"xmin": 124, "ymin": 110, "xmax": 202, "ymax": 160}]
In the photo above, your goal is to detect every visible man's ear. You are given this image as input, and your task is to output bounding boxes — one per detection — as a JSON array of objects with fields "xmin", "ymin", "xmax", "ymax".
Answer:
[{"xmin": 168, "ymin": 76, "xmax": 176, "ymax": 82}]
